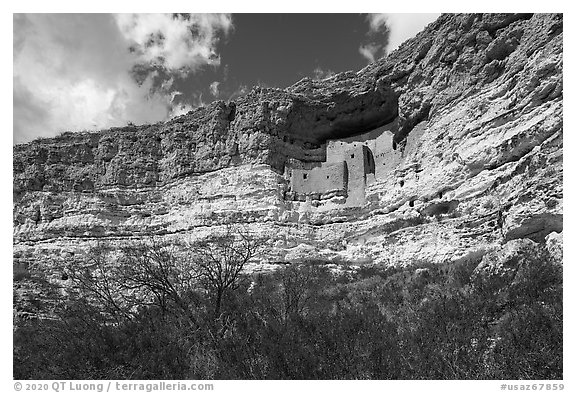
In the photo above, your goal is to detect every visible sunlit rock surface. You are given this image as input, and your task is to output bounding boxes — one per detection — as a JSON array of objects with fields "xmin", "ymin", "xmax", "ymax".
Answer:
[{"xmin": 14, "ymin": 14, "xmax": 562, "ymax": 279}]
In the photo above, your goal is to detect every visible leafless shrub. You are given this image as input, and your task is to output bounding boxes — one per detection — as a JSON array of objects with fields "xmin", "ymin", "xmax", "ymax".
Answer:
[{"xmin": 190, "ymin": 225, "xmax": 263, "ymax": 318}]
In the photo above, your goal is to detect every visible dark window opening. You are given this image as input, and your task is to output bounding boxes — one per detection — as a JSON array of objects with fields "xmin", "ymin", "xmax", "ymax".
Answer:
[
  {"xmin": 409, "ymin": 200, "xmax": 415, "ymax": 207},
  {"xmin": 303, "ymin": 174, "xmax": 307, "ymax": 179},
  {"xmin": 227, "ymin": 103, "xmax": 236, "ymax": 121},
  {"xmin": 327, "ymin": 175, "xmax": 330, "ymax": 179},
  {"xmin": 365, "ymin": 148, "xmax": 376, "ymax": 175},
  {"xmin": 351, "ymin": 154, "xmax": 355, "ymax": 158},
  {"xmin": 61, "ymin": 272, "xmax": 68, "ymax": 281},
  {"xmin": 400, "ymin": 180, "xmax": 405, "ymax": 187},
  {"xmin": 393, "ymin": 141, "xmax": 398, "ymax": 150}
]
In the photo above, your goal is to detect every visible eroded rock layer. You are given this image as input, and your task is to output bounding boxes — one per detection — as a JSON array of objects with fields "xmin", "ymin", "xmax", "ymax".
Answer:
[{"xmin": 13, "ymin": 13, "xmax": 563, "ymax": 276}]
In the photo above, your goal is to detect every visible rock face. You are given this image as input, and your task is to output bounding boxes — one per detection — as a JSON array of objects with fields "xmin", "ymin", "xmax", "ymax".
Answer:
[{"xmin": 13, "ymin": 13, "xmax": 563, "ymax": 277}]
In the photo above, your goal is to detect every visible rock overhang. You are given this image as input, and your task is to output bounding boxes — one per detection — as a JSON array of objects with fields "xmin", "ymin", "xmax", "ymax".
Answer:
[{"xmin": 283, "ymin": 78, "xmax": 399, "ymax": 144}]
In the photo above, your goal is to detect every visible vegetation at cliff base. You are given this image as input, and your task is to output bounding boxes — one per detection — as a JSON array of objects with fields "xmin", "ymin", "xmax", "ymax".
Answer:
[{"xmin": 13, "ymin": 235, "xmax": 562, "ymax": 380}]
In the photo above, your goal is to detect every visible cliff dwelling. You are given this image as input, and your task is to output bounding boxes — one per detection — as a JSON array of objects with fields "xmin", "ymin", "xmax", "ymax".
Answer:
[{"xmin": 285, "ymin": 118, "xmax": 402, "ymax": 206}]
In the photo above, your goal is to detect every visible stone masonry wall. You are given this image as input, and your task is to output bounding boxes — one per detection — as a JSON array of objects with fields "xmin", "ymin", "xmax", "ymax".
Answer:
[
  {"xmin": 327, "ymin": 118, "xmax": 401, "ymax": 180},
  {"xmin": 344, "ymin": 144, "xmax": 370, "ymax": 205},
  {"xmin": 290, "ymin": 162, "xmax": 347, "ymax": 195}
]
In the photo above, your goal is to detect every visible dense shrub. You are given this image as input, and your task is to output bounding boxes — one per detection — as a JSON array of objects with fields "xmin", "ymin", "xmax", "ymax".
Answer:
[{"xmin": 14, "ymin": 242, "xmax": 562, "ymax": 379}]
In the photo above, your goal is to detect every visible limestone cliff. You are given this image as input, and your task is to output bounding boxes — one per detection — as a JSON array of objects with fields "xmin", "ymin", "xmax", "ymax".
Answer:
[{"xmin": 13, "ymin": 13, "xmax": 563, "ymax": 279}]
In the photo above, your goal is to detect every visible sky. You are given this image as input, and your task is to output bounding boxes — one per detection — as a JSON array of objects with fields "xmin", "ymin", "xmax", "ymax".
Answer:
[{"xmin": 13, "ymin": 13, "xmax": 440, "ymax": 144}]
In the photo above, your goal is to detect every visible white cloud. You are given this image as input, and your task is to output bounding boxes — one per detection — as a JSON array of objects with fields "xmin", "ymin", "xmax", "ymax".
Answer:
[
  {"xmin": 114, "ymin": 13, "xmax": 232, "ymax": 75},
  {"xmin": 368, "ymin": 13, "xmax": 440, "ymax": 54},
  {"xmin": 366, "ymin": 13, "xmax": 388, "ymax": 33},
  {"xmin": 358, "ymin": 44, "xmax": 379, "ymax": 63},
  {"xmin": 209, "ymin": 81, "xmax": 220, "ymax": 97},
  {"xmin": 13, "ymin": 13, "xmax": 233, "ymax": 144},
  {"xmin": 169, "ymin": 102, "xmax": 194, "ymax": 119},
  {"xmin": 312, "ymin": 67, "xmax": 335, "ymax": 80}
]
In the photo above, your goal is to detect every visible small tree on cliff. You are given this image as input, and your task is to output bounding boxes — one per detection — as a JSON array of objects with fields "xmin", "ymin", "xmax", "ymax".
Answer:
[
  {"xmin": 64, "ymin": 241, "xmax": 132, "ymax": 323},
  {"xmin": 191, "ymin": 225, "xmax": 262, "ymax": 318},
  {"xmin": 64, "ymin": 239, "xmax": 203, "ymax": 325},
  {"xmin": 116, "ymin": 238, "xmax": 202, "ymax": 325}
]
